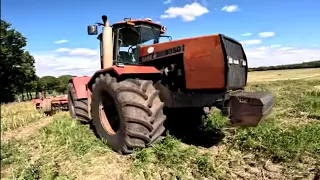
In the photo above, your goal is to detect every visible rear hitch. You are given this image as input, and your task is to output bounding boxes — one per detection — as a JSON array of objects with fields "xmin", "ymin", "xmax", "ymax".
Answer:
[{"xmin": 224, "ymin": 91, "xmax": 275, "ymax": 127}]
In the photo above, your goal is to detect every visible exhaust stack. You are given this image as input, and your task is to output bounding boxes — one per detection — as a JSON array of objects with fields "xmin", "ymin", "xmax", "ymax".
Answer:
[{"xmin": 101, "ymin": 15, "xmax": 113, "ymax": 69}]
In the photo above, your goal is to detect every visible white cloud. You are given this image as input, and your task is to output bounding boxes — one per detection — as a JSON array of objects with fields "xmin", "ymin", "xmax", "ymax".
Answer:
[
  {"xmin": 33, "ymin": 45, "xmax": 320, "ymax": 77},
  {"xmin": 54, "ymin": 39, "xmax": 68, "ymax": 44},
  {"xmin": 270, "ymin": 44, "xmax": 281, "ymax": 48},
  {"xmin": 55, "ymin": 48, "xmax": 70, "ymax": 53},
  {"xmin": 55, "ymin": 48, "xmax": 98, "ymax": 56},
  {"xmin": 221, "ymin": 5, "xmax": 239, "ymax": 12},
  {"xmin": 240, "ymin": 39, "xmax": 262, "ymax": 45},
  {"xmin": 163, "ymin": 0, "xmax": 171, "ymax": 4},
  {"xmin": 160, "ymin": 2, "xmax": 209, "ymax": 22},
  {"xmin": 241, "ymin": 33, "xmax": 252, "ymax": 37},
  {"xmin": 258, "ymin": 32, "xmax": 275, "ymax": 38},
  {"xmin": 277, "ymin": 47, "xmax": 295, "ymax": 51},
  {"xmin": 256, "ymin": 46, "xmax": 268, "ymax": 51},
  {"xmin": 33, "ymin": 48, "xmax": 100, "ymax": 77},
  {"xmin": 244, "ymin": 46, "xmax": 320, "ymax": 67}
]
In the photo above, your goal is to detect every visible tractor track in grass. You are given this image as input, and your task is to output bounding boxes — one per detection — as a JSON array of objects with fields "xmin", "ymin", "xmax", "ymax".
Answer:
[{"xmin": 1, "ymin": 116, "xmax": 54, "ymax": 142}]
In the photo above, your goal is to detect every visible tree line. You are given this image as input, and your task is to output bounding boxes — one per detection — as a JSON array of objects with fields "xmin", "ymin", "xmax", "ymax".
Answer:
[
  {"xmin": 248, "ymin": 60, "xmax": 320, "ymax": 71},
  {"xmin": 0, "ymin": 19, "xmax": 73, "ymax": 103}
]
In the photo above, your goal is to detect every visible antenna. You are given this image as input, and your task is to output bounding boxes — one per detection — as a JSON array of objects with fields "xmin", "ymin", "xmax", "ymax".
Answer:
[{"xmin": 102, "ymin": 15, "xmax": 108, "ymax": 26}]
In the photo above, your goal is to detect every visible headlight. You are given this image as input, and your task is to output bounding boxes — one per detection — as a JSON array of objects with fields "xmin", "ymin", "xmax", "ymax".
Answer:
[
  {"xmin": 242, "ymin": 60, "xmax": 247, "ymax": 66},
  {"xmin": 228, "ymin": 56, "xmax": 233, "ymax": 64}
]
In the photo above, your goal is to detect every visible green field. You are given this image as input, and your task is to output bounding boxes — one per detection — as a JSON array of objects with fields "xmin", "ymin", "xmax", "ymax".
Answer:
[
  {"xmin": 1, "ymin": 69, "xmax": 320, "ymax": 180},
  {"xmin": 248, "ymin": 68, "xmax": 320, "ymax": 82}
]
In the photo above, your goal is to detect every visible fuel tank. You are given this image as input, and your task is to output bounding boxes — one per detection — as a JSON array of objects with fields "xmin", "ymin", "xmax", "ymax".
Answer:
[{"xmin": 226, "ymin": 91, "xmax": 275, "ymax": 127}]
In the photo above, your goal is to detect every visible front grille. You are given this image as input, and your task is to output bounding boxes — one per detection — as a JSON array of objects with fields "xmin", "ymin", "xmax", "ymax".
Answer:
[{"xmin": 220, "ymin": 35, "xmax": 247, "ymax": 90}]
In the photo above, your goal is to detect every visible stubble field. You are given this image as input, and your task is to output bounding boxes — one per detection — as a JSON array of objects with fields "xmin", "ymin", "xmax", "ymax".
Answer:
[{"xmin": 1, "ymin": 68, "xmax": 320, "ymax": 180}]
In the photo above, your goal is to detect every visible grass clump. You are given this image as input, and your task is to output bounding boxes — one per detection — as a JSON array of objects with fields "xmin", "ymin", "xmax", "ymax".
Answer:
[
  {"xmin": 3, "ymin": 112, "xmax": 110, "ymax": 179},
  {"xmin": 198, "ymin": 79, "xmax": 320, "ymax": 164},
  {"xmin": 233, "ymin": 119, "xmax": 320, "ymax": 162},
  {"xmin": 1, "ymin": 102, "xmax": 46, "ymax": 133},
  {"xmin": 296, "ymin": 91, "xmax": 320, "ymax": 119},
  {"xmin": 132, "ymin": 133, "xmax": 222, "ymax": 179},
  {"xmin": 202, "ymin": 110, "xmax": 228, "ymax": 130},
  {"xmin": 195, "ymin": 152, "xmax": 215, "ymax": 177},
  {"xmin": 229, "ymin": 79, "xmax": 320, "ymax": 162},
  {"xmin": 39, "ymin": 113, "xmax": 110, "ymax": 156},
  {"xmin": 2, "ymin": 141, "xmax": 77, "ymax": 179},
  {"xmin": 1, "ymin": 141, "xmax": 27, "ymax": 167},
  {"xmin": 133, "ymin": 134, "xmax": 196, "ymax": 176},
  {"xmin": 11, "ymin": 159, "xmax": 75, "ymax": 180}
]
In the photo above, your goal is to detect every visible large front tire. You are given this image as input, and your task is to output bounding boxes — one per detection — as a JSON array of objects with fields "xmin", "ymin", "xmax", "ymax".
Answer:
[{"xmin": 91, "ymin": 74, "xmax": 166, "ymax": 154}]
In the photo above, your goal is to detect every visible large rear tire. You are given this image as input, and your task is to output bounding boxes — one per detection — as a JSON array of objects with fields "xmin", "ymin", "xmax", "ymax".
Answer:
[
  {"xmin": 91, "ymin": 74, "xmax": 166, "ymax": 154},
  {"xmin": 67, "ymin": 82, "xmax": 90, "ymax": 123}
]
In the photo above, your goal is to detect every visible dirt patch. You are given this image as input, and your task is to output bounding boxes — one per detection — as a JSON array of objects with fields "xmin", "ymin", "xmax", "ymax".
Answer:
[{"xmin": 1, "ymin": 116, "xmax": 54, "ymax": 142}]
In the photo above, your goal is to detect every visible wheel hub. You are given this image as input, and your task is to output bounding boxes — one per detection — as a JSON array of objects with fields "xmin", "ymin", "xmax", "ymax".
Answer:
[{"xmin": 99, "ymin": 102, "xmax": 118, "ymax": 135}]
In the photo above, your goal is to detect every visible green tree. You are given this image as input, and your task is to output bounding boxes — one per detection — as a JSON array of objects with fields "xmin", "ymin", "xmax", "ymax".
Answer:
[
  {"xmin": 38, "ymin": 76, "xmax": 60, "ymax": 94},
  {"xmin": 0, "ymin": 19, "xmax": 37, "ymax": 102},
  {"xmin": 57, "ymin": 75, "xmax": 72, "ymax": 94},
  {"xmin": 16, "ymin": 51, "xmax": 38, "ymax": 100}
]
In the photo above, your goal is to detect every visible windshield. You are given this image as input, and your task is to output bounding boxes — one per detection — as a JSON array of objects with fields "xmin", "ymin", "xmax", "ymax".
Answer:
[{"xmin": 117, "ymin": 25, "xmax": 161, "ymax": 64}]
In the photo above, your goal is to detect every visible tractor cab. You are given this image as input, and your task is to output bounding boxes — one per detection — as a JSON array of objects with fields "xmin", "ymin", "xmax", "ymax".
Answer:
[
  {"xmin": 88, "ymin": 16, "xmax": 170, "ymax": 68},
  {"xmin": 111, "ymin": 18, "xmax": 167, "ymax": 65}
]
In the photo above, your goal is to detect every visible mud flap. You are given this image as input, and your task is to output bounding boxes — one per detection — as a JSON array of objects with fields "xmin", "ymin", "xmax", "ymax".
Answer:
[{"xmin": 226, "ymin": 91, "xmax": 275, "ymax": 127}]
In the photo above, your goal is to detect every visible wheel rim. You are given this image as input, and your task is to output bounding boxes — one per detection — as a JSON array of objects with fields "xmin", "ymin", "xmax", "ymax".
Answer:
[{"xmin": 99, "ymin": 98, "xmax": 120, "ymax": 136}]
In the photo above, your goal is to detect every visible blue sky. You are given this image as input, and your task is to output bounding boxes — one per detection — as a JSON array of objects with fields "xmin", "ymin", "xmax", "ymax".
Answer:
[{"xmin": 2, "ymin": 0, "xmax": 320, "ymax": 77}]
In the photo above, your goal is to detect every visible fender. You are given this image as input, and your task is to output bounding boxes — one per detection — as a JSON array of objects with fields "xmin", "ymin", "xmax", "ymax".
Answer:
[
  {"xmin": 87, "ymin": 65, "xmax": 161, "ymax": 91},
  {"xmin": 70, "ymin": 76, "xmax": 91, "ymax": 99}
]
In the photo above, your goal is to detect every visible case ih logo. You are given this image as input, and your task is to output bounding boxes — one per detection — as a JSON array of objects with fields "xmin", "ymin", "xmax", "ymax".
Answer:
[{"xmin": 140, "ymin": 45, "xmax": 185, "ymax": 62}]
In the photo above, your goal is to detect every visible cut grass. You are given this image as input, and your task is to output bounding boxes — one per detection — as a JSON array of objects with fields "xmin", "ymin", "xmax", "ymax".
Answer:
[
  {"xmin": 38, "ymin": 113, "xmax": 110, "ymax": 156},
  {"xmin": 1, "ymin": 102, "xmax": 46, "ymax": 133},
  {"xmin": 1, "ymin": 113, "xmax": 110, "ymax": 180},
  {"xmin": 132, "ymin": 133, "xmax": 221, "ymax": 179},
  {"xmin": 230, "ymin": 79, "xmax": 320, "ymax": 162},
  {"xmin": 233, "ymin": 118, "xmax": 320, "ymax": 162},
  {"xmin": 1, "ymin": 141, "xmax": 27, "ymax": 167},
  {"xmin": 247, "ymin": 68, "xmax": 320, "ymax": 82},
  {"xmin": 296, "ymin": 90, "xmax": 320, "ymax": 119}
]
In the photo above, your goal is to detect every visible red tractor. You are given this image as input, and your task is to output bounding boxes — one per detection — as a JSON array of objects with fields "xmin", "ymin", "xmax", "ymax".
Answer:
[{"xmin": 67, "ymin": 15, "xmax": 275, "ymax": 154}]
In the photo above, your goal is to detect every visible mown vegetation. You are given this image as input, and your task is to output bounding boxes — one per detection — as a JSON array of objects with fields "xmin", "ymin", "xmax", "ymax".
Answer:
[{"xmin": 1, "ymin": 78, "xmax": 319, "ymax": 179}]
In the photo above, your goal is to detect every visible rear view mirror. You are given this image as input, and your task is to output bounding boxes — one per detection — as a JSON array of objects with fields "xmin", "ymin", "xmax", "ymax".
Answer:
[
  {"xmin": 87, "ymin": 25, "xmax": 98, "ymax": 35},
  {"xmin": 159, "ymin": 35, "xmax": 172, "ymax": 43}
]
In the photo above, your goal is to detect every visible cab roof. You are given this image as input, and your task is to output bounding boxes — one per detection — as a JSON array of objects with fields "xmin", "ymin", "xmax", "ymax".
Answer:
[{"xmin": 112, "ymin": 19, "xmax": 163, "ymax": 29}]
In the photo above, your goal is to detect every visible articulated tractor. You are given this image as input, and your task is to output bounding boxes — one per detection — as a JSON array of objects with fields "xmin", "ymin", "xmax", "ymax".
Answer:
[{"xmin": 67, "ymin": 15, "xmax": 275, "ymax": 154}]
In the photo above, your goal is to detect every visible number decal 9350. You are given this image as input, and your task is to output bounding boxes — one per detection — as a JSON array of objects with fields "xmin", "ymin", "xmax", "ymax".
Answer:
[{"xmin": 140, "ymin": 45, "xmax": 185, "ymax": 62}]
